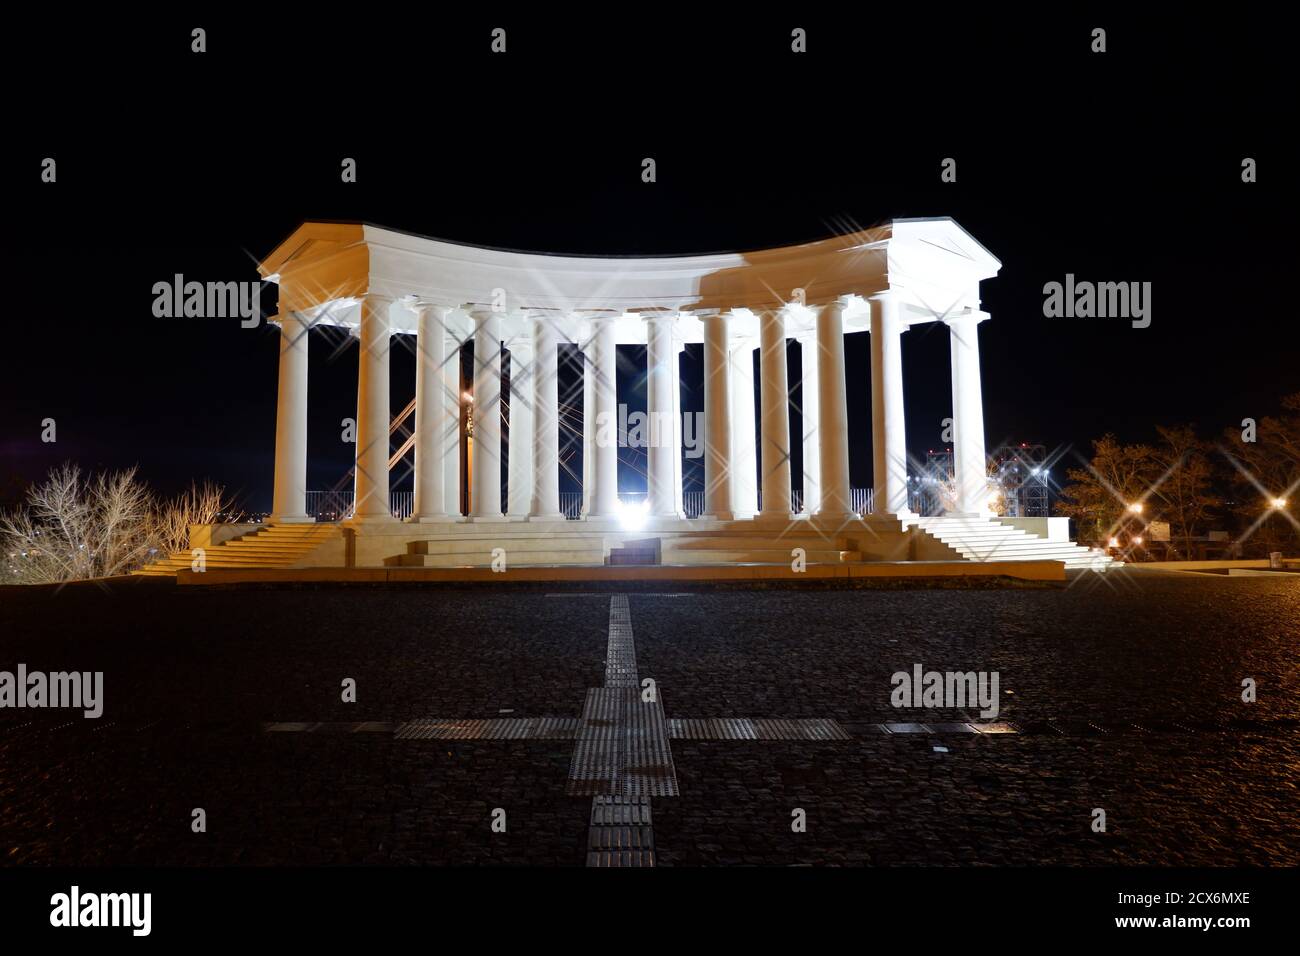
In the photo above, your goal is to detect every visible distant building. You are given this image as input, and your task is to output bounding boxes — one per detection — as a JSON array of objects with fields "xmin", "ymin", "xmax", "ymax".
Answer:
[{"xmin": 991, "ymin": 443, "xmax": 1051, "ymax": 518}]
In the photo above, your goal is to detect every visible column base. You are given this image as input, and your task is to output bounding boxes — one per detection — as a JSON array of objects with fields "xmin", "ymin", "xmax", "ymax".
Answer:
[
  {"xmin": 406, "ymin": 514, "xmax": 465, "ymax": 524},
  {"xmin": 344, "ymin": 513, "xmax": 400, "ymax": 528},
  {"xmin": 813, "ymin": 511, "xmax": 860, "ymax": 523},
  {"xmin": 753, "ymin": 511, "xmax": 799, "ymax": 524},
  {"xmin": 700, "ymin": 512, "xmax": 737, "ymax": 521},
  {"xmin": 526, "ymin": 513, "xmax": 568, "ymax": 522},
  {"xmin": 268, "ymin": 513, "xmax": 314, "ymax": 524},
  {"xmin": 468, "ymin": 514, "xmax": 511, "ymax": 523}
]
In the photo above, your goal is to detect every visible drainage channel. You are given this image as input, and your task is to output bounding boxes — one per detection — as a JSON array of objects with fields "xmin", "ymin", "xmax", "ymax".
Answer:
[{"xmin": 570, "ymin": 594, "xmax": 678, "ymax": 866}]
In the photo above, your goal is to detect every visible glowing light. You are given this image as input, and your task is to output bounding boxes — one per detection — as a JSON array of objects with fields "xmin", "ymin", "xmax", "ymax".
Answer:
[
  {"xmin": 1133, "ymin": 536, "xmax": 1143, "ymax": 545},
  {"xmin": 1127, "ymin": 502, "xmax": 1144, "ymax": 514},
  {"xmin": 1108, "ymin": 537, "xmax": 1120, "ymax": 548},
  {"xmin": 616, "ymin": 498, "xmax": 650, "ymax": 531},
  {"xmin": 1272, "ymin": 498, "xmax": 1289, "ymax": 509}
]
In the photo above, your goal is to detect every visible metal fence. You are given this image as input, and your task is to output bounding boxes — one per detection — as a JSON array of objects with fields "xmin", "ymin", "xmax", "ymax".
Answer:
[{"xmin": 306, "ymin": 487, "xmax": 882, "ymax": 521}]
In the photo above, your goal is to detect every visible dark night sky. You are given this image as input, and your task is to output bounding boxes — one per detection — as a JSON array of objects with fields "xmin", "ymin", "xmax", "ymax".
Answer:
[{"xmin": 3, "ymin": 11, "xmax": 1295, "ymax": 512}]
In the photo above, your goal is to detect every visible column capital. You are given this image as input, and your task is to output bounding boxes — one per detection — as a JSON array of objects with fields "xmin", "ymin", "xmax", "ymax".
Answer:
[
  {"xmin": 361, "ymin": 291, "xmax": 396, "ymax": 306},
  {"xmin": 405, "ymin": 298, "xmax": 452, "ymax": 316},
  {"xmin": 506, "ymin": 334, "xmax": 535, "ymax": 358},
  {"xmin": 942, "ymin": 308, "xmax": 990, "ymax": 328}
]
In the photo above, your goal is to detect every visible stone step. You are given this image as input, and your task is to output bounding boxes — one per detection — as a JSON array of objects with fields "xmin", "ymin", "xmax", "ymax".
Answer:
[
  {"xmin": 665, "ymin": 548, "xmax": 861, "ymax": 564},
  {"xmin": 669, "ymin": 536, "xmax": 850, "ymax": 550},
  {"xmin": 387, "ymin": 550, "xmax": 604, "ymax": 568},
  {"xmin": 409, "ymin": 536, "xmax": 605, "ymax": 555}
]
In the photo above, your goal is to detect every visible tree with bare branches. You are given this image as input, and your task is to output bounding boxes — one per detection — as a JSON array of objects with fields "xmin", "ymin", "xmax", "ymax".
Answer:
[
  {"xmin": 1221, "ymin": 392, "xmax": 1300, "ymax": 556},
  {"xmin": 1, "ymin": 465, "xmax": 229, "ymax": 584},
  {"xmin": 1055, "ymin": 435, "xmax": 1157, "ymax": 547}
]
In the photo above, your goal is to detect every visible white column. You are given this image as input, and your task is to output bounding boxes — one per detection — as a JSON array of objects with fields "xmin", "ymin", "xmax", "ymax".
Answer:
[
  {"xmin": 702, "ymin": 312, "xmax": 734, "ymax": 519},
  {"xmin": 529, "ymin": 314, "xmax": 563, "ymax": 519},
  {"xmin": 946, "ymin": 309, "xmax": 991, "ymax": 513},
  {"xmin": 671, "ymin": 339, "xmax": 685, "ymax": 517},
  {"xmin": 815, "ymin": 299, "xmax": 853, "ymax": 519},
  {"xmin": 443, "ymin": 332, "xmax": 463, "ymax": 517},
  {"xmin": 730, "ymin": 339, "xmax": 758, "ymax": 517},
  {"xmin": 507, "ymin": 334, "xmax": 535, "ymax": 518},
  {"xmin": 581, "ymin": 333, "xmax": 595, "ymax": 516},
  {"xmin": 588, "ymin": 316, "xmax": 620, "ymax": 517},
  {"xmin": 645, "ymin": 314, "xmax": 680, "ymax": 517},
  {"xmin": 471, "ymin": 309, "xmax": 504, "ymax": 519},
  {"xmin": 759, "ymin": 308, "xmax": 793, "ymax": 517},
  {"xmin": 411, "ymin": 303, "xmax": 448, "ymax": 522},
  {"xmin": 795, "ymin": 330, "xmax": 820, "ymax": 516},
  {"xmin": 352, "ymin": 294, "xmax": 394, "ymax": 520},
  {"xmin": 870, "ymin": 291, "xmax": 912, "ymax": 517},
  {"xmin": 270, "ymin": 310, "xmax": 311, "ymax": 522}
]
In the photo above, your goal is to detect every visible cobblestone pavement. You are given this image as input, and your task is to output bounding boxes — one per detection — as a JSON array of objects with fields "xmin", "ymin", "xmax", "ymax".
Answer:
[{"xmin": 0, "ymin": 574, "xmax": 1296, "ymax": 866}]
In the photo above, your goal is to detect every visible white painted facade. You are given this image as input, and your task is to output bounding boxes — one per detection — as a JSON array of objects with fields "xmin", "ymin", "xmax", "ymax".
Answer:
[{"xmin": 259, "ymin": 217, "xmax": 1002, "ymax": 530}]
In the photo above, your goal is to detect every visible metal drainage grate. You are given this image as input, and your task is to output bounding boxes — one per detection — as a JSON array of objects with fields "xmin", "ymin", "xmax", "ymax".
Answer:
[
  {"xmin": 567, "ymin": 688, "xmax": 632, "ymax": 796},
  {"xmin": 393, "ymin": 718, "xmax": 578, "ymax": 740},
  {"xmin": 667, "ymin": 717, "xmax": 851, "ymax": 741},
  {"xmin": 625, "ymin": 698, "xmax": 679, "ymax": 797},
  {"xmin": 264, "ymin": 721, "xmax": 397, "ymax": 734},
  {"xmin": 604, "ymin": 594, "xmax": 639, "ymax": 689},
  {"xmin": 587, "ymin": 795, "xmax": 655, "ymax": 867}
]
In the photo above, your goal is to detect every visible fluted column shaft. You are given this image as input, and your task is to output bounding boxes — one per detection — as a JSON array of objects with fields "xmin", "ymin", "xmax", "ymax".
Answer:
[
  {"xmin": 529, "ymin": 316, "xmax": 563, "ymax": 518},
  {"xmin": 271, "ymin": 310, "xmax": 310, "ymax": 522},
  {"xmin": 795, "ymin": 330, "xmax": 820, "ymax": 515},
  {"xmin": 730, "ymin": 341, "xmax": 758, "ymax": 516},
  {"xmin": 353, "ymin": 294, "xmax": 393, "ymax": 519},
  {"xmin": 870, "ymin": 291, "xmax": 911, "ymax": 516},
  {"xmin": 588, "ymin": 317, "xmax": 620, "ymax": 517},
  {"xmin": 412, "ymin": 304, "xmax": 448, "ymax": 521},
  {"xmin": 645, "ymin": 315, "xmax": 680, "ymax": 517},
  {"xmin": 471, "ymin": 310, "xmax": 504, "ymax": 518},
  {"xmin": 443, "ymin": 333, "xmax": 463, "ymax": 517},
  {"xmin": 815, "ymin": 300, "xmax": 853, "ymax": 518},
  {"xmin": 507, "ymin": 337, "xmax": 535, "ymax": 517},
  {"xmin": 759, "ymin": 308, "xmax": 793, "ymax": 516},
  {"xmin": 702, "ymin": 312, "xmax": 734, "ymax": 519},
  {"xmin": 946, "ymin": 310, "xmax": 990, "ymax": 513}
]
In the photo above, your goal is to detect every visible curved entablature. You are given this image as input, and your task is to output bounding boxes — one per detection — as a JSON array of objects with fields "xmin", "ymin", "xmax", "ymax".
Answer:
[{"xmin": 258, "ymin": 217, "xmax": 1000, "ymax": 344}]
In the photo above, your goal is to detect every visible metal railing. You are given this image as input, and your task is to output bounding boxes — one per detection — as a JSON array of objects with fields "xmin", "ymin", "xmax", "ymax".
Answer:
[{"xmin": 305, "ymin": 486, "xmax": 884, "ymax": 521}]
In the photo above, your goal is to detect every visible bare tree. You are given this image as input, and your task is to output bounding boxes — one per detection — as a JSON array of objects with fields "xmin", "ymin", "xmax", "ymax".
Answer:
[
  {"xmin": 1, "ymin": 465, "xmax": 229, "ymax": 584},
  {"xmin": 1149, "ymin": 425, "xmax": 1219, "ymax": 558},
  {"xmin": 1221, "ymin": 392, "xmax": 1300, "ymax": 555},
  {"xmin": 150, "ymin": 480, "xmax": 228, "ymax": 557},
  {"xmin": 1055, "ymin": 435, "xmax": 1157, "ymax": 547}
]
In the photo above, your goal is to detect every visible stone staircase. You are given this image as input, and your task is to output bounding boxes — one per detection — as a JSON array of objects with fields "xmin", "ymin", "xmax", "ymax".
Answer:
[
  {"xmin": 133, "ymin": 523, "xmax": 342, "ymax": 575},
  {"xmin": 912, "ymin": 515, "xmax": 1120, "ymax": 571},
  {"xmin": 385, "ymin": 534, "xmax": 607, "ymax": 568},
  {"xmin": 662, "ymin": 532, "xmax": 863, "ymax": 565}
]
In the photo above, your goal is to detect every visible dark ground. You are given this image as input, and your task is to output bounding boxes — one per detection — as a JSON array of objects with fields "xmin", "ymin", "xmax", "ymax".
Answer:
[{"xmin": 0, "ymin": 573, "xmax": 1296, "ymax": 866}]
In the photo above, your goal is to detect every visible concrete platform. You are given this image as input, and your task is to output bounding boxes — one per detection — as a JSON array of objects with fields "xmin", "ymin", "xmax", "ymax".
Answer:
[{"xmin": 174, "ymin": 559, "xmax": 1066, "ymax": 587}]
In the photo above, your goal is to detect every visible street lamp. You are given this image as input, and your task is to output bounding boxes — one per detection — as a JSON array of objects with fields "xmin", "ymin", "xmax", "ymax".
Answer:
[
  {"xmin": 1270, "ymin": 497, "xmax": 1288, "ymax": 509},
  {"xmin": 1127, "ymin": 502, "xmax": 1144, "ymax": 515}
]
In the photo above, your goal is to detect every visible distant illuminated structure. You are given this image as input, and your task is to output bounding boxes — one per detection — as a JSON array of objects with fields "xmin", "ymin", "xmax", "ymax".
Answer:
[{"xmin": 992, "ymin": 443, "xmax": 1050, "ymax": 518}]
